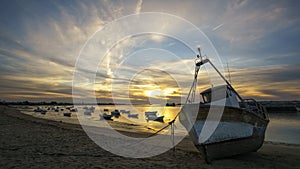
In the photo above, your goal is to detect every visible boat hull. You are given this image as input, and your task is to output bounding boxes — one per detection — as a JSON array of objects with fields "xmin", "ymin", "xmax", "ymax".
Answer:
[
  {"xmin": 197, "ymin": 125, "xmax": 266, "ymax": 162},
  {"xmin": 179, "ymin": 104, "xmax": 269, "ymax": 162}
]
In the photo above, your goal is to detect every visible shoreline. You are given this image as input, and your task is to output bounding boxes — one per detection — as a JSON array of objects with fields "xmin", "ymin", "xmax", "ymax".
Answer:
[{"xmin": 1, "ymin": 105, "xmax": 300, "ymax": 168}]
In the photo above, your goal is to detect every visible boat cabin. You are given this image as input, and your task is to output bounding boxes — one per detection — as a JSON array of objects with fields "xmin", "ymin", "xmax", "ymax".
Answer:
[{"xmin": 200, "ymin": 85, "xmax": 240, "ymax": 108}]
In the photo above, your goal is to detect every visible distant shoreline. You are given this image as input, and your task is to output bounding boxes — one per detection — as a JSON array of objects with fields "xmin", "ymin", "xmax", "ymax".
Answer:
[{"xmin": 2, "ymin": 100, "xmax": 300, "ymax": 114}]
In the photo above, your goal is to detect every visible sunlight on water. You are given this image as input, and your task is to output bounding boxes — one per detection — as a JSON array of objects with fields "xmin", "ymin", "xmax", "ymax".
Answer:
[{"xmin": 19, "ymin": 105, "xmax": 186, "ymax": 135}]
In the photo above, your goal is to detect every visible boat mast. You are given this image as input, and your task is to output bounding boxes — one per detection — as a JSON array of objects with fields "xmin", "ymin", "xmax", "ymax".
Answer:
[
  {"xmin": 195, "ymin": 48, "xmax": 244, "ymax": 102},
  {"xmin": 226, "ymin": 62, "xmax": 232, "ymax": 84}
]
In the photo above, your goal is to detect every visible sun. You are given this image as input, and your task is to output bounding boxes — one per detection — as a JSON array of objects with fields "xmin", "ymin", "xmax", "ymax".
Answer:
[
  {"xmin": 145, "ymin": 89, "xmax": 163, "ymax": 98},
  {"xmin": 144, "ymin": 88, "xmax": 180, "ymax": 98}
]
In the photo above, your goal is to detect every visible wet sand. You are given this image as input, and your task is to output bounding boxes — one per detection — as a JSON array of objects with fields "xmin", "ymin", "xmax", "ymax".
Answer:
[{"xmin": 1, "ymin": 105, "xmax": 300, "ymax": 169}]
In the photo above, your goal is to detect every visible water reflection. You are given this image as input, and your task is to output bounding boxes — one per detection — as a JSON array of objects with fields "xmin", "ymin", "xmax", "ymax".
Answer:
[{"xmin": 266, "ymin": 113, "xmax": 300, "ymax": 145}]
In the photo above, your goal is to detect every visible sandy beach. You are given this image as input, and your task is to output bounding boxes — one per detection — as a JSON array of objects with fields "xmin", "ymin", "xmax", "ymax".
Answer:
[{"xmin": 0, "ymin": 105, "xmax": 299, "ymax": 169}]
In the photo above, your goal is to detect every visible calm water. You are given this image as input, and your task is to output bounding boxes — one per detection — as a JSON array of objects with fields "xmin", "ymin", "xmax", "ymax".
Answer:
[
  {"xmin": 19, "ymin": 105, "xmax": 300, "ymax": 145},
  {"xmin": 266, "ymin": 113, "xmax": 300, "ymax": 145}
]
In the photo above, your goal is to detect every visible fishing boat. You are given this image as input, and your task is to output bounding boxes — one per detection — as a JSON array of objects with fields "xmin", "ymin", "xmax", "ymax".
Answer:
[
  {"xmin": 33, "ymin": 107, "xmax": 42, "ymax": 112},
  {"xmin": 127, "ymin": 113, "xmax": 139, "ymax": 118},
  {"xmin": 63, "ymin": 112, "xmax": 72, "ymax": 117},
  {"xmin": 111, "ymin": 110, "xmax": 120, "ymax": 117},
  {"xmin": 145, "ymin": 111, "xmax": 157, "ymax": 116},
  {"xmin": 84, "ymin": 110, "xmax": 92, "ymax": 116},
  {"xmin": 70, "ymin": 108, "xmax": 78, "ymax": 112},
  {"xmin": 120, "ymin": 109, "xmax": 130, "ymax": 114},
  {"xmin": 100, "ymin": 113, "xmax": 112, "ymax": 120},
  {"xmin": 145, "ymin": 111, "xmax": 164, "ymax": 122},
  {"xmin": 179, "ymin": 48, "xmax": 269, "ymax": 163},
  {"xmin": 166, "ymin": 103, "xmax": 176, "ymax": 106},
  {"xmin": 40, "ymin": 110, "xmax": 47, "ymax": 115}
]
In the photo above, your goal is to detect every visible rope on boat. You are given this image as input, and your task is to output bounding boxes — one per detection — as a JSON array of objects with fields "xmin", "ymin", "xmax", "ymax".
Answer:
[{"xmin": 143, "ymin": 56, "xmax": 201, "ymax": 148}]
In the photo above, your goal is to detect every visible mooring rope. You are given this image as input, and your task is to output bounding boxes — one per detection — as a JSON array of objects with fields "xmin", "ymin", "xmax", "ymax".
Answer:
[{"xmin": 144, "ymin": 66, "xmax": 200, "ymax": 139}]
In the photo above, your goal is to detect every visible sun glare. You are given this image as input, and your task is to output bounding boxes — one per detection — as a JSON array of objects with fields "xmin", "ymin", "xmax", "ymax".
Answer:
[
  {"xmin": 145, "ymin": 89, "xmax": 163, "ymax": 97},
  {"xmin": 144, "ymin": 88, "xmax": 180, "ymax": 98}
]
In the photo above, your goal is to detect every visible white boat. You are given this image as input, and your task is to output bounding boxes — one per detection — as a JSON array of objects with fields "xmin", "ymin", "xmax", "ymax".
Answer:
[
  {"xmin": 84, "ymin": 110, "xmax": 92, "ymax": 116},
  {"xmin": 70, "ymin": 108, "xmax": 78, "ymax": 112},
  {"xmin": 145, "ymin": 111, "xmax": 164, "ymax": 122},
  {"xmin": 145, "ymin": 111, "xmax": 157, "ymax": 116},
  {"xmin": 179, "ymin": 48, "xmax": 269, "ymax": 163},
  {"xmin": 120, "ymin": 110, "xmax": 130, "ymax": 114},
  {"xmin": 147, "ymin": 115, "xmax": 164, "ymax": 122},
  {"xmin": 127, "ymin": 113, "xmax": 138, "ymax": 118}
]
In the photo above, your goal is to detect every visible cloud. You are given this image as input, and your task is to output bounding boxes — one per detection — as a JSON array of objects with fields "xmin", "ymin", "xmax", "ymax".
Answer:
[
  {"xmin": 0, "ymin": 0, "xmax": 299, "ymax": 102},
  {"xmin": 212, "ymin": 23, "xmax": 224, "ymax": 31},
  {"xmin": 228, "ymin": 65, "xmax": 300, "ymax": 100}
]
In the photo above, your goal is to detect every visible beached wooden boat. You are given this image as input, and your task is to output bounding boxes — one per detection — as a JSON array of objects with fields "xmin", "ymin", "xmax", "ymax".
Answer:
[
  {"xmin": 180, "ymin": 93, "xmax": 269, "ymax": 162},
  {"xmin": 179, "ymin": 48, "xmax": 269, "ymax": 162}
]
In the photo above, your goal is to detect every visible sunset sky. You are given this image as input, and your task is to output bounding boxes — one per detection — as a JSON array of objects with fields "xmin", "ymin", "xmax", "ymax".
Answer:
[{"xmin": 0, "ymin": 0, "xmax": 300, "ymax": 103}]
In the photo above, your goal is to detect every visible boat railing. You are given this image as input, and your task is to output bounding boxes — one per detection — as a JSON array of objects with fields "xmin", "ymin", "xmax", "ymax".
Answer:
[{"xmin": 243, "ymin": 99, "xmax": 269, "ymax": 120}]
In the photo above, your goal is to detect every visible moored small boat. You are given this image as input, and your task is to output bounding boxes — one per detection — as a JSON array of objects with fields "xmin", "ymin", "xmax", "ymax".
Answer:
[
  {"xmin": 84, "ymin": 110, "xmax": 92, "ymax": 116},
  {"xmin": 127, "ymin": 113, "xmax": 139, "ymax": 118},
  {"xmin": 166, "ymin": 103, "xmax": 176, "ymax": 106},
  {"xmin": 34, "ymin": 107, "xmax": 42, "ymax": 112},
  {"xmin": 70, "ymin": 108, "xmax": 77, "ymax": 112},
  {"xmin": 100, "ymin": 113, "xmax": 112, "ymax": 120},
  {"xmin": 63, "ymin": 112, "xmax": 71, "ymax": 117},
  {"xmin": 120, "ymin": 110, "xmax": 130, "ymax": 114},
  {"xmin": 111, "ymin": 110, "xmax": 120, "ymax": 118},
  {"xmin": 40, "ymin": 110, "xmax": 47, "ymax": 115},
  {"xmin": 145, "ymin": 111, "xmax": 164, "ymax": 122}
]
